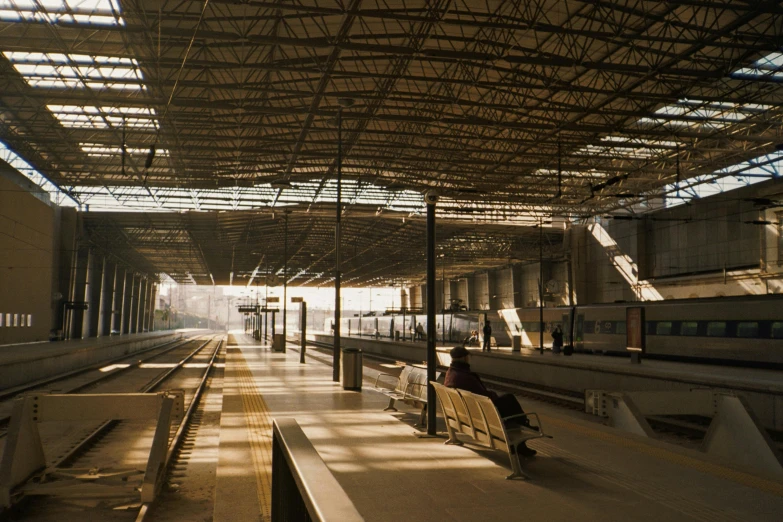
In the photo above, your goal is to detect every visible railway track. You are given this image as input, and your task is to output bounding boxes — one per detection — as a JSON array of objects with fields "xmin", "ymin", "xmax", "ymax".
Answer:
[{"xmin": 0, "ymin": 335, "xmax": 224, "ymax": 520}]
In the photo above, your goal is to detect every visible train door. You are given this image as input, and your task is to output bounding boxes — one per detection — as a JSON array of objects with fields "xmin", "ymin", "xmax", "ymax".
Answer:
[
  {"xmin": 562, "ymin": 312, "xmax": 571, "ymax": 346},
  {"xmin": 575, "ymin": 313, "xmax": 584, "ymax": 351}
]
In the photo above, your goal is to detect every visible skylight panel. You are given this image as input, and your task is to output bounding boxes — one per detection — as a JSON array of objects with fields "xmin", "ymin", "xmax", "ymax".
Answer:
[
  {"xmin": 3, "ymin": 51, "xmax": 144, "ymax": 91},
  {"xmin": 80, "ymin": 143, "xmax": 169, "ymax": 157},
  {"xmin": 47, "ymin": 105, "xmax": 157, "ymax": 129},
  {"xmin": 731, "ymin": 52, "xmax": 783, "ymax": 80},
  {"xmin": 0, "ymin": 139, "xmax": 78, "ymax": 206},
  {"xmin": 0, "ymin": 1, "xmax": 123, "ymax": 26},
  {"xmin": 638, "ymin": 99, "xmax": 771, "ymax": 130}
]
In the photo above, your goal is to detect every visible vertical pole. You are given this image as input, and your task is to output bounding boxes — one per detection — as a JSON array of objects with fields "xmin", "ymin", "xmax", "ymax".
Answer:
[
  {"xmin": 539, "ymin": 219, "xmax": 544, "ymax": 355},
  {"xmin": 333, "ymin": 107, "xmax": 342, "ymax": 382},
  {"xmin": 300, "ymin": 301, "xmax": 307, "ymax": 363},
  {"xmin": 283, "ymin": 212, "xmax": 288, "ymax": 352},
  {"xmin": 426, "ymin": 201, "xmax": 437, "ymax": 436}
]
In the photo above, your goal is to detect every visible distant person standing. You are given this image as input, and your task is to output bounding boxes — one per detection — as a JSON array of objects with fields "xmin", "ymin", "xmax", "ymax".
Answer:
[
  {"xmin": 482, "ymin": 319, "xmax": 492, "ymax": 352},
  {"xmin": 551, "ymin": 325, "xmax": 564, "ymax": 354},
  {"xmin": 416, "ymin": 322, "xmax": 425, "ymax": 341}
]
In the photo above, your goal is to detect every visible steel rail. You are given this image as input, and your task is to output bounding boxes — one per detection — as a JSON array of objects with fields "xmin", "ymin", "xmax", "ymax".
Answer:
[
  {"xmin": 47, "ymin": 336, "xmax": 218, "ymax": 471},
  {"xmin": 134, "ymin": 338, "xmax": 224, "ymax": 522},
  {"xmin": 0, "ymin": 335, "xmax": 200, "ymax": 436},
  {"xmin": 0, "ymin": 334, "xmax": 185, "ymax": 401}
]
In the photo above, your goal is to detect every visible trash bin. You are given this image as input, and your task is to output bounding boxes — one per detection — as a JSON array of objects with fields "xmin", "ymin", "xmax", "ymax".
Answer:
[
  {"xmin": 394, "ymin": 331, "xmax": 400, "ymax": 341},
  {"xmin": 272, "ymin": 333, "xmax": 286, "ymax": 352},
  {"xmin": 511, "ymin": 336, "xmax": 522, "ymax": 352},
  {"xmin": 341, "ymin": 348, "xmax": 363, "ymax": 391}
]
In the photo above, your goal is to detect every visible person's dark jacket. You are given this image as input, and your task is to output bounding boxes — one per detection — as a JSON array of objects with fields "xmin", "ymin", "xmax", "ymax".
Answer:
[
  {"xmin": 444, "ymin": 361, "xmax": 498, "ymax": 400},
  {"xmin": 483, "ymin": 323, "xmax": 492, "ymax": 337}
]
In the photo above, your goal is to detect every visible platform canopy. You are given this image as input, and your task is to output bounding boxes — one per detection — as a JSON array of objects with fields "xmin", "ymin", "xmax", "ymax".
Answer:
[{"xmin": 1, "ymin": 1, "xmax": 782, "ymax": 284}]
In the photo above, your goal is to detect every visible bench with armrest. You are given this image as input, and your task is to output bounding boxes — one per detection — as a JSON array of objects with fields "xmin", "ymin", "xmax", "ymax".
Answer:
[
  {"xmin": 431, "ymin": 381, "xmax": 552, "ymax": 480},
  {"xmin": 374, "ymin": 364, "xmax": 440, "ymax": 427}
]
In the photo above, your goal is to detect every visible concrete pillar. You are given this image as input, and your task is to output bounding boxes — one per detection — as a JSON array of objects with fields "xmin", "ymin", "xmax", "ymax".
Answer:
[
  {"xmin": 147, "ymin": 282, "xmax": 156, "ymax": 332},
  {"xmin": 131, "ymin": 276, "xmax": 142, "ymax": 334},
  {"xmin": 70, "ymin": 246, "xmax": 90, "ymax": 339},
  {"xmin": 113, "ymin": 267, "xmax": 124, "ymax": 335},
  {"xmin": 97, "ymin": 258, "xmax": 110, "ymax": 336},
  {"xmin": 122, "ymin": 272, "xmax": 133, "ymax": 335},
  {"xmin": 138, "ymin": 279, "xmax": 148, "ymax": 332},
  {"xmin": 85, "ymin": 253, "xmax": 103, "ymax": 337}
]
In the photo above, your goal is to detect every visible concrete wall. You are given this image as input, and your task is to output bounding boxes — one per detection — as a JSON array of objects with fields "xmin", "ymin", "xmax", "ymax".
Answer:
[{"xmin": 0, "ymin": 174, "xmax": 55, "ymax": 343}]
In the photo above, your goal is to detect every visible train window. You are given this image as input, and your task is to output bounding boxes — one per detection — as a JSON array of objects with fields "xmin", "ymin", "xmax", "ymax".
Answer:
[
  {"xmin": 655, "ymin": 321, "xmax": 672, "ymax": 335},
  {"xmin": 615, "ymin": 321, "xmax": 626, "ymax": 335},
  {"xmin": 706, "ymin": 321, "xmax": 727, "ymax": 337},
  {"xmin": 736, "ymin": 322, "xmax": 759, "ymax": 338},
  {"xmin": 583, "ymin": 321, "xmax": 595, "ymax": 334},
  {"xmin": 680, "ymin": 321, "xmax": 699, "ymax": 336},
  {"xmin": 771, "ymin": 322, "xmax": 783, "ymax": 339}
]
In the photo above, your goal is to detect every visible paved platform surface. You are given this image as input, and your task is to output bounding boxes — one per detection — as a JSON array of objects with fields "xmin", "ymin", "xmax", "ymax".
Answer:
[{"xmin": 217, "ymin": 332, "xmax": 783, "ymax": 522}]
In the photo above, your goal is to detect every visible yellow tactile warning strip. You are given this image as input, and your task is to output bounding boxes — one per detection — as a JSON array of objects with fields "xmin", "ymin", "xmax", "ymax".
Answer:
[
  {"xmin": 227, "ymin": 335, "xmax": 274, "ymax": 521},
  {"xmin": 542, "ymin": 414, "xmax": 783, "ymax": 499}
]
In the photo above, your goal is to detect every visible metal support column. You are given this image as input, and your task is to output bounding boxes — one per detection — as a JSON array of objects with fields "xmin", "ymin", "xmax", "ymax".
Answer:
[
  {"xmin": 426, "ymin": 200, "xmax": 437, "ymax": 436},
  {"xmin": 282, "ymin": 211, "xmax": 288, "ymax": 352},
  {"xmin": 85, "ymin": 251, "xmax": 102, "ymax": 337},
  {"xmin": 539, "ymin": 219, "xmax": 544, "ymax": 355},
  {"xmin": 300, "ymin": 301, "xmax": 307, "ymax": 364},
  {"xmin": 333, "ymin": 107, "xmax": 343, "ymax": 382},
  {"xmin": 98, "ymin": 259, "xmax": 113, "ymax": 337}
]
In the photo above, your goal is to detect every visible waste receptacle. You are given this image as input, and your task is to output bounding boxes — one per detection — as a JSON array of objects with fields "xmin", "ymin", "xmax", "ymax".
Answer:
[
  {"xmin": 341, "ymin": 348, "xmax": 363, "ymax": 391},
  {"xmin": 272, "ymin": 333, "xmax": 285, "ymax": 352},
  {"xmin": 394, "ymin": 331, "xmax": 400, "ymax": 341},
  {"xmin": 511, "ymin": 336, "xmax": 522, "ymax": 352}
]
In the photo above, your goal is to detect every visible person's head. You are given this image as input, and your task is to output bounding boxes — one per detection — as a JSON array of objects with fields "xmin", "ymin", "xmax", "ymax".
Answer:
[
  {"xmin": 555, "ymin": 325, "xmax": 561, "ymax": 332},
  {"xmin": 450, "ymin": 345, "xmax": 470, "ymax": 362}
]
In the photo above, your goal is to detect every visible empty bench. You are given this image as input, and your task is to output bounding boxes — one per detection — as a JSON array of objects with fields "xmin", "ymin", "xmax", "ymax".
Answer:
[
  {"xmin": 374, "ymin": 364, "xmax": 440, "ymax": 427},
  {"xmin": 431, "ymin": 382, "xmax": 551, "ymax": 480}
]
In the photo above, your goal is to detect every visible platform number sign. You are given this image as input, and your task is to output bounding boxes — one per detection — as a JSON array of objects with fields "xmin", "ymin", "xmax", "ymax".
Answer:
[{"xmin": 626, "ymin": 306, "xmax": 645, "ymax": 354}]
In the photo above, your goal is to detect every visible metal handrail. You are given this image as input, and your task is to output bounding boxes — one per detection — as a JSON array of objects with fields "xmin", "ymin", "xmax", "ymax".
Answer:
[{"xmin": 272, "ymin": 418, "xmax": 364, "ymax": 522}]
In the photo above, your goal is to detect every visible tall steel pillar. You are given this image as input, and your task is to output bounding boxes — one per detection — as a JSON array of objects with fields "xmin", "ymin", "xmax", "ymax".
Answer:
[
  {"xmin": 426, "ymin": 198, "xmax": 437, "ymax": 436},
  {"xmin": 282, "ymin": 211, "xmax": 289, "ymax": 352}
]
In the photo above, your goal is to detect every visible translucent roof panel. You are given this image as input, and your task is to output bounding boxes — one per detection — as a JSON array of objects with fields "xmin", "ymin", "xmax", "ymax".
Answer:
[
  {"xmin": 0, "ymin": 0, "xmax": 123, "ymax": 26},
  {"xmin": 731, "ymin": 52, "xmax": 783, "ymax": 80},
  {"xmin": 660, "ymin": 150, "xmax": 782, "ymax": 209},
  {"xmin": 47, "ymin": 105, "xmax": 157, "ymax": 129},
  {"xmin": 80, "ymin": 142, "xmax": 168, "ymax": 157},
  {"xmin": 638, "ymin": 99, "xmax": 771, "ymax": 130},
  {"xmin": 3, "ymin": 52, "xmax": 144, "ymax": 91},
  {"xmin": 0, "ymin": 139, "xmax": 78, "ymax": 207}
]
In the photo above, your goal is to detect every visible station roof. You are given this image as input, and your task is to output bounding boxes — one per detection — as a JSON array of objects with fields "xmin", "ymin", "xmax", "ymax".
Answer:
[{"xmin": 1, "ymin": 1, "xmax": 782, "ymax": 285}]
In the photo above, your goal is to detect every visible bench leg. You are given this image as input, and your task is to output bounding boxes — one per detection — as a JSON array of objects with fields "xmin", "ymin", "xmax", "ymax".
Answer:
[
  {"xmin": 506, "ymin": 451, "xmax": 530, "ymax": 480},
  {"xmin": 383, "ymin": 397, "xmax": 397, "ymax": 412},
  {"xmin": 415, "ymin": 405, "xmax": 427, "ymax": 428}
]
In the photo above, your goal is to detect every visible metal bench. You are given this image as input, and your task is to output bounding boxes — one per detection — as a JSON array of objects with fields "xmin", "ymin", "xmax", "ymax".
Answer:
[
  {"xmin": 374, "ymin": 364, "xmax": 440, "ymax": 427},
  {"xmin": 431, "ymin": 381, "xmax": 552, "ymax": 480}
]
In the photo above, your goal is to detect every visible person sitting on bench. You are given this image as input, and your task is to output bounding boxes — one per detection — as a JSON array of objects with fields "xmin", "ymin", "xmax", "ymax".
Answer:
[
  {"xmin": 444, "ymin": 346, "xmax": 538, "ymax": 456},
  {"xmin": 462, "ymin": 330, "xmax": 479, "ymax": 346}
]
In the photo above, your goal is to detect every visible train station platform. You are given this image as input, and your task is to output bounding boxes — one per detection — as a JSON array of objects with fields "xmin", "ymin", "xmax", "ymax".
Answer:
[
  {"xmin": 217, "ymin": 332, "xmax": 783, "ymax": 522},
  {"xmin": 0, "ymin": 330, "xmax": 187, "ymax": 391},
  {"xmin": 313, "ymin": 333, "xmax": 783, "ymax": 431}
]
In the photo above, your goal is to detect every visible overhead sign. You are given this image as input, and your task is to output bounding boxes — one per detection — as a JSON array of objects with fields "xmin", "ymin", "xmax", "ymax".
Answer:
[
  {"xmin": 291, "ymin": 297, "xmax": 304, "ymax": 303},
  {"xmin": 267, "ymin": 297, "xmax": 280, "ymax": 303}
]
